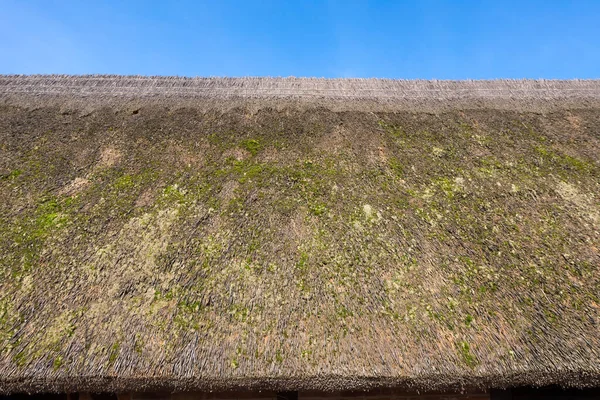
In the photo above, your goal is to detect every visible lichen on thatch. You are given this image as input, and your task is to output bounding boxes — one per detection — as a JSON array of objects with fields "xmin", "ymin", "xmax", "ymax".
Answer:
[{"xmin": 0, "ymin": 76, "xmax": 599, "ymax": 394}]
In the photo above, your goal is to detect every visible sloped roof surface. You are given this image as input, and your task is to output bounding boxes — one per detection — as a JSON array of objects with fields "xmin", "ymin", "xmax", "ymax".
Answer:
[{"xmin": 1, "ymin": 76, "xmax": 600, "ymax": 393}]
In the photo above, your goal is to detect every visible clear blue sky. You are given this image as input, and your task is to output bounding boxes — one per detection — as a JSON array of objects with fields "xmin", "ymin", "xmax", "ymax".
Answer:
[{"xmin": 1, "ymin": 0, "xmax": 599, "ymax": 79}]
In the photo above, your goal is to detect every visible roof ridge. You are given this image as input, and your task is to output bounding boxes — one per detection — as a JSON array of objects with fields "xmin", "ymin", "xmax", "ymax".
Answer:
[{"xmin": 1, "ymin": 75, "xmax": 599, "ymax": 100}]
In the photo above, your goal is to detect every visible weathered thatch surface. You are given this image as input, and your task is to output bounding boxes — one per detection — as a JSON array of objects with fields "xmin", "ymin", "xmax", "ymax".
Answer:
[{"xmin": 0, "ymin": 76, "xmax": 599, "ymax": 394}]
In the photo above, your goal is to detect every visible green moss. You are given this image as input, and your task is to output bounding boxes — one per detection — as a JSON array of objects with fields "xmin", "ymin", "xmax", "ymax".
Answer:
[
  {"xmin": 464, "ymin": 314, "xmax": 474, "ymax": 328},
  {"xmin": 178, "ymin": 299, "xmax": 203, "ymax": 314},
  {"xmin": 535, "ymin": 144, "xmax": 551, "ymax": 157},
  {"xmin": 309, "ymin": 203, "xmax": 327, "ymax": 216},
  {"xmin": 108, "ymin": 341, "xmax": 120, "ymax": 365},
  {"xmin": 380, "ymin": 120, "xmax": 404, "ymax": 139},
  {"xmin": 218, "ymin": 159, "xmax": 273, "ymax": 185},
  {"xmin": 13, "ymin": 350, "xmax": 27, "ymax": 368},
  {"xmin": 4, "ymin": 195, "xmax": 73, "ymax": 277},
  {"xmin": 458, "ymin": 121, "xmax": 474, "ymax": 133},
  {"xmin": 65, "ymin": 321, "xmax": 76, "ymax": 338},
  {"xmin": 35, "ymin": 198, "xmax": 68, "ymax": 232},
  {"xmin": 544, "ymin": 309, "xmax": 559, "ymax": 324},
  {"xmin": 535, "ymin": 144, "xmax": 596, "ymax": 174},
  {"xmin": 113, "ymin": 174, "xmax": 134, "ymax": 190},
  {"xmin": 296, "ymin": 252, "xmax": 308, "ymax": 272},
  {"xmin": 560, "ymin": 154, "xmax": 594, "ymax": 173},
  {"xmin": 1, "ymin": 169, "xmax": 23, "ymax": 181},
  {"xmin": 432, "ymin": 177, "xmax": 460, "ymax": 198},
  {"xmin": 300, "ymin": 349, "xmax": 312, "ymax": 358},
  {"xmin": 240, "ymin": 139, "xmax": 262, "ymax": 156},
  {"xmin": 295, "ymin": 251, "xmax": 310, "ymax": 292},
  {"xmin": 154, "ymin": 289, "xmax": 175, "ymax": 302},
  {"xmin": 0, "ymin": 300, "xmax": 12, "ymax": 328},
  {"xmin": 162, "ymin": 183, "xmax": 188, "ymax": 204},
  {"xmin": 388, "ymin": 157, "xmax": 404, "ymax": 176},
  {"xmin": 85, "ymin": 168, "xmax": 160, "ymax": 220},
  {"xmin": 238, "ymin": 163, "xmax": 268, "ymax": 183},
  {"xmin": 52, "ymin": 355, "xmax": 63, "ymax": 370},
  {"xmin": 457, "ymin": 340, "xmax": 478, "ymax": 368},
  {"xmin": 336, "ymin": 304, "xmax": 352, "ymax": 319},
  {"xmin": 229, "ymin": 304, "xmax": 249, "ymax": 322}
]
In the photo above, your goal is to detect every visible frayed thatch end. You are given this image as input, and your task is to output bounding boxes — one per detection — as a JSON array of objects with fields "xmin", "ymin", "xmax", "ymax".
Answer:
[{"xmin": 3, "ymin": 370, "xmax": 600, "ymax": 394}]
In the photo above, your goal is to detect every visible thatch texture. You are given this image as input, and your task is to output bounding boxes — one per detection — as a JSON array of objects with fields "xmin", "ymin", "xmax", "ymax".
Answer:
[
  {"xmin": 1, "ymin": 75, "xmax": 599, "ymax": 99},
  {"xmin": 0, "ymin": 76, "xmax": 599, "ymax": 394},
  {"xmin": 2, "ymin": 76, "xmax": 600, "ymax": 113}
]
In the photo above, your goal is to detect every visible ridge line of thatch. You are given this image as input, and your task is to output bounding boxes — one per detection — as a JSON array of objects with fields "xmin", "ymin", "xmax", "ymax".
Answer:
[
  {"xmin": 2, "ymin": 74, "xmax": 600, "ymax": 83},
  {"xmin": 1, "ymin": 75, "xmax": 600, "ymax": 101}
]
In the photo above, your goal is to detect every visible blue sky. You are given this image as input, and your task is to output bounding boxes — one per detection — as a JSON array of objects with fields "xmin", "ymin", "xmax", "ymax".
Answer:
[{"xmin": 1, "ymin": 0, "xmax": 599, "ymax": 79}]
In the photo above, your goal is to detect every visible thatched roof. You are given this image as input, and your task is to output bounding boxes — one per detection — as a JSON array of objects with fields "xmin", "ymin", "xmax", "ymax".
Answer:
[{"xmin": 1, "ymin": 76, "xmax": 600, "ymax": 394}]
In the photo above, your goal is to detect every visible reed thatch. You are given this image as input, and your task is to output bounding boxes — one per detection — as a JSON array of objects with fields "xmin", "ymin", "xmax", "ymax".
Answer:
[{"xmin": 0, "ymin": 76, "xmax": 599, "ymax": 394}]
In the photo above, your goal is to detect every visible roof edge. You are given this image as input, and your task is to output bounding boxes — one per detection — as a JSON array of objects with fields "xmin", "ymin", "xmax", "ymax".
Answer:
[{"xmin": 3, "ymin": 371, "xmax": 600, "ymax": 394}]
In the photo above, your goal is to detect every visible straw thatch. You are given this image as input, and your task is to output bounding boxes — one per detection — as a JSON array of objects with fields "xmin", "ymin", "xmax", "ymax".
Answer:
[
  {"xmin": 0, "ymin": 76, "xmax": 599, "ymax": 394},
  {"xmin": 2, "ymin": 75, "xmax": 600, "ymax": 113}
]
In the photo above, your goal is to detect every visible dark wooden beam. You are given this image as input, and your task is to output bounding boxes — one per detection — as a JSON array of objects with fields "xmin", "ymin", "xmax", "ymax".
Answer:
[
  {"xmin": 276, "ymin": 391, "xmax": 298, "ymax": 400},
  {"xmin": 490, "ymin": 389, "xmax": 512, "ymax": 400}
]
